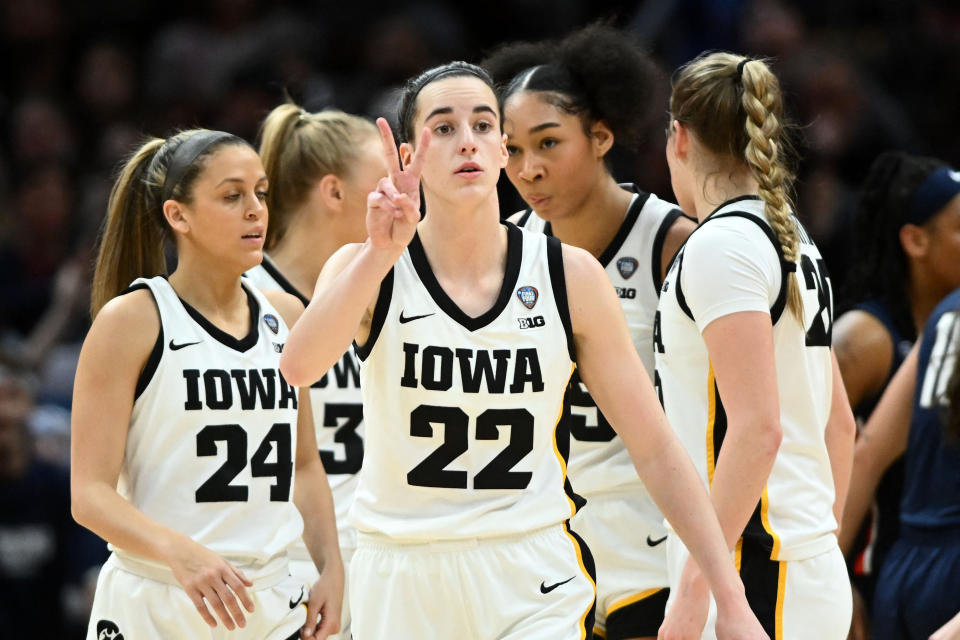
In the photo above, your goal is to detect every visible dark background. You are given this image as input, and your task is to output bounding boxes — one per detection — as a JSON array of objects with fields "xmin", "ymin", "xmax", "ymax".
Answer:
[{"xmin": 0, "ymin": 0, "xmax": 957, "ymax": 636}]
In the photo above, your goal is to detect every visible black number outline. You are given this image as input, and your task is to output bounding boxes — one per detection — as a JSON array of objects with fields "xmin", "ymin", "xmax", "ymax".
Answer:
[
  {"xmin": 195, "ymin": 423, "xmax": 293, "ymax": 503},
  {"xmin": 319, "ymin": 403, "xmax": 364, "ymax": 475},
  {"xmin": 196, "ymin": 424, "xmax": 248, "ymax": 502},
  {"xmin": 566, "ymin": 370, "xmax": 617, "ymax": 443},
  {"xmin": 407, "ymin": 405, "xmax": 469, "ymax": 488},
  {"xmin": 407, "ymin": 406, "xmax": 535, "ymax": 490},
  {"xmin": 250, "ymin": 422, "xmax": 293, "ymax": 501},
  {"xmin": 800, "ymin": 255, "xmax": 833, "ymax": 347},
  {"xmin": 473, "ymin": 409, "xmax": 534, "ymax": 489}
]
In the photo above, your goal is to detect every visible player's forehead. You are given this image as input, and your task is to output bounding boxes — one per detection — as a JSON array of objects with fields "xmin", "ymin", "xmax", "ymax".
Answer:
[{"xmin": 414, "ymin": 76, "xmax": 499, "ymax": 125}]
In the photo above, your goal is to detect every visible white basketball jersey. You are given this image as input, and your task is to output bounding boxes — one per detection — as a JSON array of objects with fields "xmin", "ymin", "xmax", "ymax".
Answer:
[
  {"xmin": 119, "ymin": 276, "xmax": 302, "ymax": 564},
  {"xmin": 654, "ymin": 197, "xmax": 837, "ymax": 561},
  {"xmin": 246, "ymin": 255, "xmax": 364, "ymax": 553},
  {"xmin": 352, "ymin": 223, "xmax": 580, "ymax": 541},
  {"xmin": 517, "ymin": 185, "xmax": 684, "ymax": 497}
]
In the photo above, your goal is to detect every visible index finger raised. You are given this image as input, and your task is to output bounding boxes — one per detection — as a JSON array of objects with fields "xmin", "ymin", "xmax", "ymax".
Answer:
[{"xmin": 376, "ymin": 117, "xmax": 403, "ymax": 179}]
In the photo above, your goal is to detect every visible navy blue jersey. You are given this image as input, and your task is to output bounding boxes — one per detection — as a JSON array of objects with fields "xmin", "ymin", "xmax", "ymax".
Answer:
[{"xmin": 901, "ymin": 288, "xmax": 960, "ymax": 531}]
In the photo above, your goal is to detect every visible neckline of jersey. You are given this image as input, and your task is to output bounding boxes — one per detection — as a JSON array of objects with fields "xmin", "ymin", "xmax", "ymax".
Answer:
[
  {"xmin": 175, "ymin": 280, "xmax": 262, "ymax": 352},
  {"xmin": 703, "ymin": 194, "xmax": 762, "ymax": 222},
  {"xmin": 537, "ymin": 183, "xmax": 647, "ymax": 268},
  {"xmin": 407, "ymin": 221, "xmax": 523, "ymax": 332}
]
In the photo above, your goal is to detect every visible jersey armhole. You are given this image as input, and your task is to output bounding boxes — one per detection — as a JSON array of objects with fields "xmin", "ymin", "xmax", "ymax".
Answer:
[
  {"xmin": 353, "ymin": 268, "xmax": 395, "ymax": 362},
  {"xmin": 120, "ymin": 283, "xmax": 164, "ymax": 400},
  {"xmin": 651, "ymin": 208, "xmax": 684, "ymax": 294},
  {"xmin": 546, "ymin": 236, "xmax": 576, "ymax": 363}
]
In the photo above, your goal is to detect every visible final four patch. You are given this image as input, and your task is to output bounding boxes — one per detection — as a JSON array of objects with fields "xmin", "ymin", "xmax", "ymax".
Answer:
[
  {"xmin": 516, "ymin": 286, "xmax": 538, "ymax": 309},
  {"xmin": 264, "ymin": 314, "xmax": 280, "ymax": 334},
  {"xmin": 617, "ymin": 257, "xmax": 638, "ymax": 280}
]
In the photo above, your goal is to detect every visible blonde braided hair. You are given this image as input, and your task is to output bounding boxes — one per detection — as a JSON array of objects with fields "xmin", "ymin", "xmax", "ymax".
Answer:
[{"xmin": 670, "ymin": 51, "xmax": 803, "ymax": 321}]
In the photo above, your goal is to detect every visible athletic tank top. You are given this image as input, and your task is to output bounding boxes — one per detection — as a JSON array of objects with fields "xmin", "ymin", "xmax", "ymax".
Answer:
[
  {"xmin": 902, "ymin": 287, "xmax": 960, "ymax": 531},
  {"xmin": 118, "ymin": 276, "xmax": 302, "ymax": 564},
  {"xmin": 655, "ymin": 196, "xmax": 837, "ymax": 561},
  {"xmin": 517, "ymin": 185, "xmax": 684, "ymax": 496},
  {"xmin": 246, "ymin": 255, "xmax": 364, "ymax": 552},
  {"xmin": 351, "ymin": 222, "xmax": 580, "ymax": 541}
]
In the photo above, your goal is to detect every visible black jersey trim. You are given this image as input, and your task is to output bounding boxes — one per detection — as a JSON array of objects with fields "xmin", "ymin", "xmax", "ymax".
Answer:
[
  {"xmin": 673, "ymin": 250, "xmax": 695, "ymax": 322},
  {"xmin": 177, "ymin": 282, "xmax": 261, "ymax": 353},
  {"xmin": 407, "ymin": 221, "xmax": 523, "ymax": 332},
  {"xmin": 651, "ymin": 208, "xmax": 684, "ymax": 295},
  {"xmin": 547, "ymin": 235, "xmax": 576, "ymax": 362},
  {"xmin": 597, "ymin": 186, "xmax": 649, "ymax": 268},
  {"xmin": 258, "ymin": 254, "xmax": 310, "ymax": 306},
  {"xmin": 708, "ymin": 211, "xmax": 790, "ymax": 325},
  {"xmin": 563, "ymin": 520, "xmax": 598, "ymax": 639},
  {"xmin": 703, "ymin": 194, "xmax": 762, "ymax": 221},
  {"xmin": 121, "ymin": 283, "xmax": 164, "ymax": 401},
  {"xmin": 352, "ymin": 268, "xmax": 394, "ymax": 362},
  {"xmin": 517, "ymin": 208, "xmax": 534, "ymax": 228}
]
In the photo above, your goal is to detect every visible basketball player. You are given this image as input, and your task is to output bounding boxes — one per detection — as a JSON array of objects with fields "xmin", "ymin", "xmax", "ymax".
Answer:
[
  {"xmin": 840, "ymin": 285, "xmax": 960, "ymax": 640},
  {"xmin": 280, "ymin": 61, "xmax": 766, "ymax": 640},
  {"xmin": 655, "ymin": 53, "xmax": 857, "ymax": 639},
  {"xmin": 245, "ymin": 102, "xmax": 386, "ymax": 640},
  {"xmin": 482, "ymin": 24, "xmax": 695, "ymax": 640},
  {"xmin": 834, "ymin": 152, "xmax": 960, "ymax": 630},
  {"xmin": 71, "ymin": 129, "xmax": 342, "ymax": 639}
]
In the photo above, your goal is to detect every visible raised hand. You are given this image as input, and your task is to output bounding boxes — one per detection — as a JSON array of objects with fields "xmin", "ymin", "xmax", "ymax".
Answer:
[
  {"xmin": 166, "ymin": 535, "xmax": 256, "ymax": 629},
  {"xmin": 366, "ymin": 118, "xmax": 431, "ymax": 253}
]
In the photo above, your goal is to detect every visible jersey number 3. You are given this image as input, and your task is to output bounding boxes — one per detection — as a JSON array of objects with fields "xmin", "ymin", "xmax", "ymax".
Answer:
[
  {"xmin": 195, "ymin": 423, "xmax": 293, "ymax": 502},
  {"xmin": 407, "ymin": 406, "xmax": 533, "ymax": 490}
]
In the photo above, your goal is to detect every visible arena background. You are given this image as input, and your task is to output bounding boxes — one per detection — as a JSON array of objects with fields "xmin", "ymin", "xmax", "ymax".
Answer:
[{"xmin": 0, "ymin": 0, "xmax": 958, "ymax": 636}]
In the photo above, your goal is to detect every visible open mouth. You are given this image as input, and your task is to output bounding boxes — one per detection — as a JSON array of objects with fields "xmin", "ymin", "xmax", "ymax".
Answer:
[{"xmin": 456, "ymin": 162, "xmax": 482, "ymax": 175}]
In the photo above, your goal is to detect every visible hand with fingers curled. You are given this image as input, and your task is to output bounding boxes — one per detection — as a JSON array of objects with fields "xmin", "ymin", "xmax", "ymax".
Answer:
[
  {"xmin": 301, "ymin": 564, "xmax": 345, "ymax": 640},
  {"xmin": 366, "ymin": 118, "xmax": 431, "ymax": 254},
  {"xmin": 165, "ymin": 534, "xmax": 255, "ymax": 630}
]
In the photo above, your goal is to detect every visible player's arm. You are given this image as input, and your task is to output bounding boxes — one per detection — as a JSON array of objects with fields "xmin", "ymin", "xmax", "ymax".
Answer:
[
  {"xmin": 930, "ymin": 610, "xmax": 960, "ymax": 640},
  {"xmin": 833, "ymin": 310, "xmax": 896, "ymax": 409},
  {"xmin": 825, "ymin": 350, "xmax": 857, "ymax": 533},
  {"xmin": 267, "ymin": 290, "xmax": 343, "ymax": 640},
  {"xmin": 281, "ymin": 118, "xmax": 429, "ymax": 387},
  {"xmin": 838, "ymin": 343, "xmax": 916, "ymax": 554},
  {"xmin": 564, "ymin": 246, "xmax": 766, "ymax": 640},
  {"xmin": 70, "ymin": 291, "xmax": 254, "ymax": 630}
]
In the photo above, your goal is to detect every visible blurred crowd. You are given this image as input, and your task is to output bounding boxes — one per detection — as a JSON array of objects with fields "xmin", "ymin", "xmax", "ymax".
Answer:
[{"xmin": 0, "ymin": 0, "xmax": 957, "ymax": 635}]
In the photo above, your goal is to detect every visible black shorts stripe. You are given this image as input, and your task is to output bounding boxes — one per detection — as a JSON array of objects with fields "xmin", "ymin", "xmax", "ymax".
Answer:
[
  {"xmin": 739, "ymin": 537, "xmax": 785, "ymax": 639},
  {"xmin": 564, "ymin": 520, "xmax": 598, "ymax": 640},
  {"xmin": 605, "ymin": 587, "xmax": 670, "ymax": 639}
]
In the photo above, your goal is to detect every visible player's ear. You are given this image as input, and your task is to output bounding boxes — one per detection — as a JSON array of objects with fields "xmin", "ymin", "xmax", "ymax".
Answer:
[
  {"xmin": 163, "ymin": 199, "xmax": 190, "ymax": 235},
  {"xmin": 399, "ymin": 143, "xmax": 413, "ymax": 169},
  {"xmin": 899, "ymin": 223, "xmax": 929, "ymax": 259}
]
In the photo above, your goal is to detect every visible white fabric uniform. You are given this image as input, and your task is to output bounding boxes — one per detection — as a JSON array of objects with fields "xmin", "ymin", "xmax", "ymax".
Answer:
[
  {"xmin": 517, "ymin": 185, "xmax": 681, "ymax": 635},
  {"xmin": 655, "ymin": 196, "xmax": 850, "ymax": 638},
  {"xmin": 350, "ymin": 223, "xmax": 596, "ymax": 639},
  {"xmin": 88, "ymin": 276, "xmax": 307, "ymax": 639},
  {"xmin": 246, "ymin": 255, "xmax": 360, "ymax": 639}
]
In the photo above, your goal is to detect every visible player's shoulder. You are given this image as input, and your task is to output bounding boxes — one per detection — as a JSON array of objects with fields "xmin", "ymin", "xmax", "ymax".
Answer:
[
  {"xmin": 261, "ymin": 288, "xmax": 305, "ymax": 328},
  {"xmin": 87, "ymin": 287, "xmax": 161, "ymax": 359}
]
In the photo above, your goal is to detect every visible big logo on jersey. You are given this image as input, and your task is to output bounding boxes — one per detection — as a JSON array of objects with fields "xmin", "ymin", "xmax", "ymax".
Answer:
[
  {"xmin": 516, "ymin": 286, "xmax": 538, "ymax": 309},
  {"xmin": 617, "ymin": 257, "xmax": 638, "ymax": 280}
]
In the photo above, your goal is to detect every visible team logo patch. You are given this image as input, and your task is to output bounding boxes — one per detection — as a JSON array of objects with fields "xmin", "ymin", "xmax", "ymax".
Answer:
[
  {"xmin": 264, "ymin": 314, "xmax": 280, "ymax": 334},
  {"xmin": 617, "ymin": 257, "xmax": 638, "ymax": 280},
  {"xmin": 516, "ymin": 286, "xmax": 538, "ymax": 309},
  {"xmin": 97, "ymin": 620, "xmax": 124, "ymax": 640}
]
